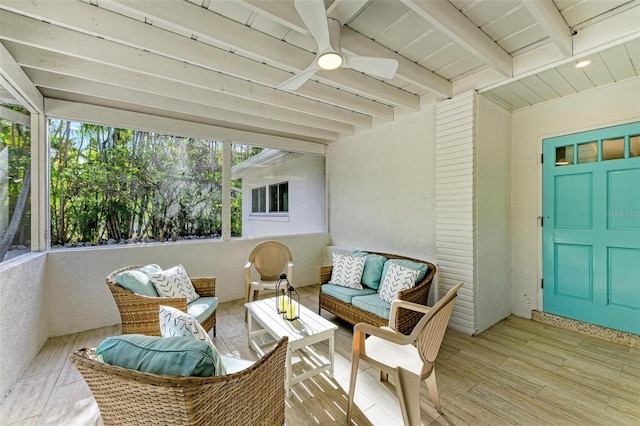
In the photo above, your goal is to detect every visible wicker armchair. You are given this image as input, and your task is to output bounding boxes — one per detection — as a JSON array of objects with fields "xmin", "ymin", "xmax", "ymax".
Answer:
[
  {"xmin": 70, "ymin": 337, "xmax": 288, "ymax": 425},
  {"xmin": 319, "ymin": 252, "xmax": 436, "ymax": 335},
  {"xmin": 106, "ymin": 265, "xmax": 216, "ymax": 336}
]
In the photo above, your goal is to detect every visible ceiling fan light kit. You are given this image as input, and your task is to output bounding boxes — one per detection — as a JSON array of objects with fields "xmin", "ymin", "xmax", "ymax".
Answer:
[
  {"xmin": 318, "ymin": 52, "xmax": 343, "ymax": 70},
  {"xmin": 277, "ymin": 0, "xmax": 398, "ymax": 91}
]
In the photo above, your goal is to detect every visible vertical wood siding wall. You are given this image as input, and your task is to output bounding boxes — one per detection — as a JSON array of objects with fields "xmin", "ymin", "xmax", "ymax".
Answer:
[{"xmin": 435, "ymin": 91, "xmax": 477, "ymax": 335}]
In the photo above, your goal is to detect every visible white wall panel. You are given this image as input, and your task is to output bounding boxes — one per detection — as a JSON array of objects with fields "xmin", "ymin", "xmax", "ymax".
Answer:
[{"xmin": 435, "ymin": 90, "xmax": 477, "ymax": 335}]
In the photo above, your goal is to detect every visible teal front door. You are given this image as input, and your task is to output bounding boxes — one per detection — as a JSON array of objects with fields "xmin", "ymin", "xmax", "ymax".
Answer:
[{"xmin": 543, "ymin": 122, "xmax": 640, "ymax": 334}]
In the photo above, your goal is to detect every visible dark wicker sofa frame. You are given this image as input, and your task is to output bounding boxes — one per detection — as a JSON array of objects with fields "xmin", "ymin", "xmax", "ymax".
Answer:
[
  {"xmin": 106, "ymin": 265, "xmax": 216, "ymax": 337},
  {"xmin": 319, "ymin": 252, "xmax": 436, "ymax": 335}
]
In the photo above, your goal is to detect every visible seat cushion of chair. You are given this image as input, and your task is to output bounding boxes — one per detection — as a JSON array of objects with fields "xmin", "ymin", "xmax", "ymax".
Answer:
[
  {"xmin": 364, "ymin": 335, "xmax": 423, "ymax": 375},
  {"xmin": 221, "ymin": 355, "xmax": 255, "ymax": 374},
  {"xmin": 187, "ymin": 297, "xmax": 218, "ymax": 324},
  {"xmin": 351, "ymin": 294, "xmax": 391, "ymax": 320},
  {"xmin": 321, "ymin": 284, "xmax": 377, "ymax": 304},
  {"xmin": 250, "ymin": 280, "xmax": 278, "ymax": 290}
]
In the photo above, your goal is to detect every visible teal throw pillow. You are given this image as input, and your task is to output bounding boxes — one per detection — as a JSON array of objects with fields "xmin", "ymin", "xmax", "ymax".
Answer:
[
  {"xmin": 115, "ymin": 264, "xmax": 162, "ymax": 297},
  {"xmin": 96, "ymin": 334, "xmax": 218, "ymax": 377},
  {"xmin": 352, "ymin": 251, "xmax": 387, "ymax": 290},
  {"xmin": 380, "ymin": 259, "xmax": 429, "ymax": 289}
]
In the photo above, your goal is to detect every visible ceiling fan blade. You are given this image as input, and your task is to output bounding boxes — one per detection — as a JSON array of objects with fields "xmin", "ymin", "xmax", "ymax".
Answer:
[
  {"xmin": 343, "ymin": 55, "xmax": 399, "ymax": 79},
  {"xmin": 278, "ymin": 63, "xmax": 320, "ymax": 90},
  {"xmin": 294, "ymin": 0, "xmax": 332, "ymax": 52}
]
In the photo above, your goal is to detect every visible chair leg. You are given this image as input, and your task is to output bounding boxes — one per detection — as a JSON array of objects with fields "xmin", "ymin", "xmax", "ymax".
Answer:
[
  {"xmin": 396, "ymin": 368, "xmax": 422, "ymax": 426},
  {"xmin": 425, "ymin": 368, "xmax": 442, "ymax": 414},
  {"xmin": 346, "ymin": 353, "xmax": 360, "ymax": 423},
  {"xmin": 213, "ymin": 325, "xmax": 216, "ymax": 338},
  {"xmin": 380, "ymin": 371, "xmax": 389, "ymax": 382},
  {"xmin": 244, "ymin": 287, "xmax": 253, "ymax": 322}
]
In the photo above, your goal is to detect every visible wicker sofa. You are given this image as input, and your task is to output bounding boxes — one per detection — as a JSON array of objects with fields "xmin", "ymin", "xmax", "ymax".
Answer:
[{"xmin": 319, "ymin": 251, "xmax": 436, "ymax": 335}]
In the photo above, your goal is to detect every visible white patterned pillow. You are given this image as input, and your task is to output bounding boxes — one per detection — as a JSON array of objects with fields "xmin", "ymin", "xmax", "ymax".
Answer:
[
  {"xmin": 159, "ymin": 305, "xmax": 226, "ymax": 375},
  {"xmin": 329, "ymin": 253, "xmax": 365, "ymax": 289},
  {"xmin": 148, "ymin": 264, "xmax": 199, "ymax": 303},
  {"xmin": 378, "ymin": 263, "xmax": 419, "ymax": 303}
]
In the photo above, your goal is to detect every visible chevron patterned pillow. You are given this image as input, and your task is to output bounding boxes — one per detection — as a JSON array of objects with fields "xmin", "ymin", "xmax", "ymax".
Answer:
[
  {"xmin": 329, "ymin": 253, "xmax": 365, "ymax": 289},
  {"xmin": 159, "ymin": 305, "xmax": 226, "ymax": 375},
  {"xmin": 378, "ymin": 263, "xmax": 419, "ymax": 303},
  {"xmin": 148, "ymin": 264, "xmax": 200, "ymax": 303}
]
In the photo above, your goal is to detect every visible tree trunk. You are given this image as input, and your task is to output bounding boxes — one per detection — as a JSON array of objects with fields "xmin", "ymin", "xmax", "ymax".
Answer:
[{"xmin": 0, "ymin": 165, "xmax": 31, "ymax": 261}]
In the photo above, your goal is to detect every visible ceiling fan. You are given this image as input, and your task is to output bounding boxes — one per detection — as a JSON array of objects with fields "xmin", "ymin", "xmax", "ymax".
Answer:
[{"xmin": 278, "ymin": 0, "xmax": 399, "ymax": 91}]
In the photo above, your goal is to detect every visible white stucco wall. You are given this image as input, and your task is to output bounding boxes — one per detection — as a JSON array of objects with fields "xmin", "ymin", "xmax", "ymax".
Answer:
[
  {"xmin": 327, "ymin": 107, "xmax": 437, "ymax": 263},
  {"xmin": 476, "ymin": 95, "xmax": 512, "ymax": 332},
  {"xmin": 239, "ymin": 153, "xmax": 326, "ymax": 237},
  {"xmin": 44, "ymin": 233, "xmax": 330, "ymax": 336},
  {"xmin": 0, "ymin": 253, "xmax": 48, "ymax": 402},
  {"xmin": 511, "ymin": 77, "xmax": 640, "ymax": 318}
]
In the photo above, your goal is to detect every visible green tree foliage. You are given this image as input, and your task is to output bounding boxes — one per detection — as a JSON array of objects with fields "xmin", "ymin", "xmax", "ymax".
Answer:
[{"xmin": 49, "ymin": 121, "xmax": 255, "ymax": 246}]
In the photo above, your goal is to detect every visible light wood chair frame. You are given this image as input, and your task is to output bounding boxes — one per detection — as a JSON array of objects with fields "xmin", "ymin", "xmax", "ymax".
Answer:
[
  {"xmin": 244, "ymin": 240, "xmax": 293, "ymax": 304},
  {"xmin": 347, "ymin": 283, "xmax": 463, "ymax": 426}
]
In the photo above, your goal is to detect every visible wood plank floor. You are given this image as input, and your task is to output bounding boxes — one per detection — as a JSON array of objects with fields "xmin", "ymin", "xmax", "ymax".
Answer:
[{"xmin": 1, "ymin": 285, "xmax": 638, "ymax": 425}]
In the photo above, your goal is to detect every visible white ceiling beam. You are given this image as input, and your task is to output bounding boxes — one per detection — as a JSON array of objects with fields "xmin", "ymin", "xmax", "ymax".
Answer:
[
  {"xmin": 0, "ymin": 42, "xmax": 43, "ymax": 113},
  {"xmin": 237, "ymin": 0, "xmax": 451, "ymax": 97},
  {"xmin": 27, "ymin": 69, "xmax": 340, "ymax": 141},
  {"xmin": 107, "ymin": 0, "xmax": 417, "ymax": 109},
  {"xmin": 573, "ymin": 4, "xmax": 640, "ymax": 56},
  {"xmin": 327, "ymin": 0, "xmax": 369, "ymax": 26},
  {"xmin": 239, "ymin": 0, "xmax": 309, "ymax": 34},
  {"xmin": 0, "ymin": 103, "xmax": 30, "ymax": 125},
  {"xmin": 45, "ymin": 99, "xmax": 327, "ymax": 154},
  {"xmin": 401, "ymin": 0, "xmax": 513, "ymax": 77},
  {"xmin": 8, "ymin": 45, "xmax": 352, "ymax": 135},
  {"xmin": 340, "ymin": 27, "xmax": 451, "ymax": 98},
  {"xmin": 474, "ymin": 5, "xmax": 640, "ymax": 93},
  {"xmin": 523, "ymin": 0, "xmax": 573, "ymax": 57},
  {"xmin": 0, "ymin": 1, "xmax": 399, "ymax": 116},
  {"xmin": 0, "ymin": 10, "xmax": 380, "ymax": 125}
]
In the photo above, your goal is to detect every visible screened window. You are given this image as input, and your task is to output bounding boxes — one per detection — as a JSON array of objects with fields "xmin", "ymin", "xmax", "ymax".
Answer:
[
  {"xmin": 0, "ymin": 106, "xmax": 31, "ymax": 263},
  {"xmin": 48, "ymin": 120, "xmax": 227, "ymax": 247}
]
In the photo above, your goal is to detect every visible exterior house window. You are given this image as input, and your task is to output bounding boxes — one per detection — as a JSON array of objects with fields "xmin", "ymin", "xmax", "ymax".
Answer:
[
  {"xmin": 269, "ymin": 182, "xmax": 288, "ymax": 213},
  {"xmin": 251, "ymin": 182, "xmax": 288, "ymax": 214},
  {"xmin": 251, "ymin": 187, "xmax": 266, "ymax": 213}
]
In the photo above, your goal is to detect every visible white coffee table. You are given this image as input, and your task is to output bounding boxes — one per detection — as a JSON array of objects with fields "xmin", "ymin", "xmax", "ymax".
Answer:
[{"xmin": 245, "ymin": 297, "xmax": 338, "ymax": 398}]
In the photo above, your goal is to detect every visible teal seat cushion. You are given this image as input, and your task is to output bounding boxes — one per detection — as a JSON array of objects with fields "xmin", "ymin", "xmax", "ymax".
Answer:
[
  {"xmin": 381, "ymin": 259, "xmax": 429, "ymax": 285},
  {"xmin": 352, "ymin": 294, "xmax": 391, "ymax": 320},
  {"xmin": 321, "ymin": 284, "xmax": 376, "ymax": 304},
  {"xmin": 115, "ymin": 264, "xmax": 162, "ymax": 297},
  {"xmin": 96, "ymin": 334, "xmax": 220, "ymax": 377},
  {"xmin": 352, "ymin": 251, "xmax": 387, "ymax": 290},
  {"xmin": 187, "ymin": 297, "xmax": 219, "ymax": 324}
]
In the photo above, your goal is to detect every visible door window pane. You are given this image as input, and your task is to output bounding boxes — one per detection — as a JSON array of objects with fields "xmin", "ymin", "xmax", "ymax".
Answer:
[
  {"xmin": 555, "ymin": 145, "xmax": 573, "ymax": 166},
  {"xmin": 631, "ymin": 135, "xmax": 640, "ymax": 157},
  {"xmin": 578, "ymin": 141, "xmax": 598, "ymax": 163},
  {"xmin": 602, "ymin": 137, "xmax": 624, "ymax": 161}
]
